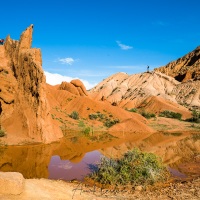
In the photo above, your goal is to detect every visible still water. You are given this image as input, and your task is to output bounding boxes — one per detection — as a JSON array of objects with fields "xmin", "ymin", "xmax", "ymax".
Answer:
[
  {"xmin": 0, "ymin": 132, "xmax": 199, "ymax": 181},
  {"xmin": 48, "ymin": 150, "xmax": 101, "ymax": 181}
]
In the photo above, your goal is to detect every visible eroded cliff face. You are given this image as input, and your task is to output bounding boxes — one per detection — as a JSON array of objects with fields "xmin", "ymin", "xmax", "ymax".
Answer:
[
  {"xmin": 155, "ymin": 46, "xmax": 200, "ymax": 82},
  {"xmin": 0, "ymin": 25, "xmax": 63, "ymax": 144}
]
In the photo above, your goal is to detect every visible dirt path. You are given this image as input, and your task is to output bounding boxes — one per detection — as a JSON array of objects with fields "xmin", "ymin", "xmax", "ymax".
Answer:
[{"xmin": 0, "ymin": 177, "xmax": 199, "ymax": 200}]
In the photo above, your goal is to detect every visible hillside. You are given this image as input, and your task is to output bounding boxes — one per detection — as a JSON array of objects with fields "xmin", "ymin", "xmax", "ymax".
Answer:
[
  {"xmin": 89, "ymin": 71, "xmax": 194, "ymax": 117},
  {"xmin": 0, "ymin": 25, "xmax": 154, "ymax": 145},
  {"xmin": 1, "ymin": 25, "xmax": 199, "ymax": 145},
  {"xmin": 154, "ymin": 46, "xmax": 200, "ymax": 82}
]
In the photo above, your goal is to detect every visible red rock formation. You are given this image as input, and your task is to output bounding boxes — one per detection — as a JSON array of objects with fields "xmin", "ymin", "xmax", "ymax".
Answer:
[
  {"xmin": 59, "ymin": 82, "xmax": 80, "ymax": 95},
  {"xmin": 70, "ymin": 79, "xmax": 88, "ymax": 96},
  {"xmin": 155, "ymin": 46, "xmax": 200, "ymax": 82},
  {"xmin": 0, "ymin": 25, "xmax": 63, "ymax": 144},
  {"xmin": 59, "ymin": 79, "xmax": 88, "ymax": 96}
]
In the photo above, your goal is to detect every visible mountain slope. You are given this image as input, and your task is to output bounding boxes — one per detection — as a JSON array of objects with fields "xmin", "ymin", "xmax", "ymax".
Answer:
[
  {"xmin": 89, "ymin": 71, "xmax": 193, "ymax": 117},
  {"xmin": 155, "ymin": 46, "xmax": 200, "ymax": 82}
]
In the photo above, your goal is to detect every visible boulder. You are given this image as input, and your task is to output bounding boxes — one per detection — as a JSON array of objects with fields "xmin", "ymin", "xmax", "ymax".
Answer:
[
  {"xmin": 70, "ymin": 79, "xmax": 88, "ymax": 96},
  {"xmin": 0, "ymin": 172, "xmax": 25, "ymax": 195},
  {"xmin": 59, "ymin": 81, "xmax": 79, "ymax": 95}
]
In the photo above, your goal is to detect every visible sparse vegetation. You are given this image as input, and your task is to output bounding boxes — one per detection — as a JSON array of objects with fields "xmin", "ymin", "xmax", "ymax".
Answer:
[
  {"xmin": 89, "ymin": 113, "xmax": 98, "ymax": 120},
  {"xmin": 186, "ymin": 110, "xmax": 200, "ymax": 123},
  {"xmin": 83, "ymin": 127, "xmax": 91, "ymax": 136},
  {"xmin": 140, "ymin": 111, "xmax": 156, "ymax": 119},
  {"xmin": 69, "ymin": 111, "xmax": 79, "ymax": 120},
  {"xmin": 0, "ymin": 129, "xmax": 6, "ymax": 137},
  {"xmin": 162, "ymin": 132, "xmax": 182, "ymax": 136},
  {"xmin": 191, "ymin": 133, "xmax": 200, "ymax": 141},
  {"xmin": 89, "ymin": 112, "xmax": 105, "ymax": 120},
  {"xmin": 159, "ymin": 110, "xmax": 182, "ymax": 120},
  {"xmin": 88, "ymin": 148, "xmax": 168, "ymax": 186},
  {"xmin": 78, "ymin": 120, "xmax": 85, "ymax": 127},
  {"xmin": 104, "ymin": 118, "xmax": 119, "ymax": 128},
  {"xmin": 171, "ymin": 132, "xmax": 182, "ymax": 136},
  {"xmin": 126, "ymin": 108, "xmax": 137, "ymax": 113},
  {"xmin": 89, "ymin": 112, "xmax": 119, "ymax": 128}
]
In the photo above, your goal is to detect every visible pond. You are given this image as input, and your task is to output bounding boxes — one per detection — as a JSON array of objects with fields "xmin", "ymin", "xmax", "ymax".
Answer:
[
  {"xmin": 0, "ymin": 131, "xmax": 199, "ymax": 181},
  {"xmin": 48, "ymin": 150, "xmax": 101, "ymax": 181}
]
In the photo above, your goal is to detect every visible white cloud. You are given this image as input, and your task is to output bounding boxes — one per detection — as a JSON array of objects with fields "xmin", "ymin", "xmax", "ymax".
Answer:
[
  {"xmin": 44, "ymin": 71, "xmax": 96, "ymax": 90},
  {"xmin": 116, "ymin": 41, "xmax": 133, "ymax": 50},
  {"xmin": 58, "ymin": 57, "xmax": 75, "ymax": 65}
]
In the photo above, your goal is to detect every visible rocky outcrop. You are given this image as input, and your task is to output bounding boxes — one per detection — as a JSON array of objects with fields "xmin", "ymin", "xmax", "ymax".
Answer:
[
  {"xmin": 59, "ymin": 79, "xmax": 88, "ymax": 96},
  {"xmin": 154, "ymin": 46, "xmax": 200, "ymax": 82},
  {"xmin": 0, "ymin": 25, "xmax": 63, "ymax": 144}
]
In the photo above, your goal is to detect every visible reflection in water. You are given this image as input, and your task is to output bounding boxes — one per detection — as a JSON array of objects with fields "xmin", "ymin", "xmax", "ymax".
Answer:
[
  {"xmin": 168, "ymin": 167, "xmax": 187, "ymax": 178},
  {"xmin": 0, "ymin": 132, "xmax": 199, "ymax": 181},
  {"xmin": 48, "ymin": 151, "xmax": 101, "ymax": 181}
]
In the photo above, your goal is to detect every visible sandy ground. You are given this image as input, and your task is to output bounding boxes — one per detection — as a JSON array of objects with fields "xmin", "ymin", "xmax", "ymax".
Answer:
[{"xmin": 0, "ymin": 177, "xmax": 199, "ymax": 200}]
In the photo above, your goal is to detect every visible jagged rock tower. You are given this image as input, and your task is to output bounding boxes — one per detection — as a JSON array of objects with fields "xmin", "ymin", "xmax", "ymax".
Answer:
[{"xmin": 0, "ymin": 25, "xmax": 63, "ymax": 144}]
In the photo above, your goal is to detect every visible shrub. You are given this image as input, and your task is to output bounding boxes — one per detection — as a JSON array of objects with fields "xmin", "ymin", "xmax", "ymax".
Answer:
[
  {"xmin": 83, "ymin": 127, "xmax": 90, "ymax": 136},
  {"xmin": 78, "ymin": 120, "xmax": 85, "ymax": 127},
  {"xmin": 159, "ymin": 110, "xmax": 182, "ymax": 120},
  {"xmin": 69, "ymin": 111, "xmax": 79, "ymax": 120},
  {"xmin": 104, "ymin": 118, "xmax": 119, "ymax": 128},
  {"xmin": 89, "ymin": 113, "xmax": 98, "ymax": 120},
  {"xmin": 89, "ymin": 112, "xmax": 105, "ymax": 120},
  {"xmin": 171, "ymin": 132, "xmax": 182, "ymax": 136},
  {"xmin": 0, "ymin": 129, "xmax": 6, "ymax": 137},
  {"xmin": 186, "ymin": 110, "xmax": 200, "ymax": 123},
  {"xmin": 129, "ymin": 108, "xmax": 137, "ymax": 112},
  {"xmin": 126, "ymin": 108, "xmax": 137, "ymax": 113},
  {"xmin": 192, "ymin": 133, "xmax": 200, "ymax": 141},
  {"xmin": 88, "ymin": 148, "xmax": 168, "ymax": 186},
  {"xmin": 141, "ymin": 111, "xmax": 155, "ymax": 119}
]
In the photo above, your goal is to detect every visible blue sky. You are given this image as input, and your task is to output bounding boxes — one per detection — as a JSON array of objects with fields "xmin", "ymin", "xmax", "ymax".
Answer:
[{"xmin": 1, "ymin": 0, "xmax": 200, "ymax": 89}]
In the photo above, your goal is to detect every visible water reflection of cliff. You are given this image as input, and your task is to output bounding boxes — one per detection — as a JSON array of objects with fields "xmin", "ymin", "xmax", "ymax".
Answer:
[
  {"xmin": 0, "ymin": 134, "xmax": 120, "ymax": 179},
  {"xmin": 0, "ymin": 132, "xmax": 199, "ymax": 179},
  {"xmin": 100, "ymin": 132, "xmax": 200, "ymax": 168}
]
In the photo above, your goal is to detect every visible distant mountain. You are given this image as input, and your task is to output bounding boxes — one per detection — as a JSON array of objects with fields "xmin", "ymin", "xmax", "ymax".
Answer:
[{"xmin": 155, "ymin": 46, "xmax": 200, "ymax": 82}]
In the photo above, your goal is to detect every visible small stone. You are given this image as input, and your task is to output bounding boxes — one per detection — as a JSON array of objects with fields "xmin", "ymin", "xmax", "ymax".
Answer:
[{"xmin": 135, "ymin": 185, "xmax": 143, "ymax": 191}]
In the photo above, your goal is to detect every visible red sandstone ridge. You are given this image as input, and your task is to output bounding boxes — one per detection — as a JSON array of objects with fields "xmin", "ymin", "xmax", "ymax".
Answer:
[
  {"xmin": 0, "ymin": 25, "xmax": 63, "ymax": 144},
  {"xmin": 154, "ymin": 46, "xmax": 200, "ymax": 82}
]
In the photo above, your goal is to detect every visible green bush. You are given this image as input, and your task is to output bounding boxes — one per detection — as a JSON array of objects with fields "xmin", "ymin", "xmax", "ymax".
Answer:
[
  {"xmin": 83, "ymin": 127, "xmax": 90, "ymax": 136},
  {"xmin": 89, "ymin": 113, "xmax": 98, "ymax": 120},
  {"xmin": 69, "ymin": 111, "xmax": 79, "ymax": 120},
  {"xmin": 88, "ymin": 148, "xmax": 168, "ymax": 186},
  {"xmin": 129, "ymin": 108, "xmax": 137, "ymax": 112},
  {"xmin": 141, "ymin": 111, "xmax": 156, "ymax": 119},
  {"xmin": 159, "ymin": 110, "xmax": 182, "ymax": 120},
  {"xmin": 89, "ymin": 112, "xmax": 105, "ymax": 120},
  {"xmin": 171, "ymin": 132, "xmax": 182, "ymax": 136},
  {"xmin": 0, "ymin": 129, "xmax": 6, "ymax": 137},
  {"xmin": 104, "ymin": 118, "xmax": 119, "ymax": 128},
  {"xmin": 78, "ymin": 120, "xmax": 85, "ymax": 127},
  {"xmin": 186, "ymin": 110, "xmax": 200, "ymax": 123},
  {"xmin": 126, "ymin": 108, "xmax": 137, "ymax": 112}
]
